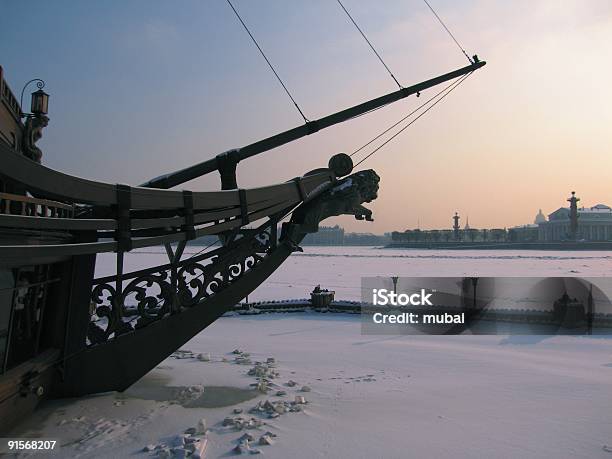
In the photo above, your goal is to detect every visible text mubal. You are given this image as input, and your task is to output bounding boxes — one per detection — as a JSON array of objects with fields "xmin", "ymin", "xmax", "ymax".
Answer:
[
  {"xmin": 372, "ymin": 313, "xmax": 465, "ymax": 324},
  {"xmin": 372, "ymin": 288, "xmax": 434, "ymax": 306}
]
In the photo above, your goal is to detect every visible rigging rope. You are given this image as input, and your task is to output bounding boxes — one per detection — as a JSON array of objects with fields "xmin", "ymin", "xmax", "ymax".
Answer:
[
  {"xmin": 349, "ymin": 76, "xmax": 468, "ymax": 158},
  {"xmin": 180, "ymin": 238, "xmax": 220, "ymax": 262},
  {"xmin": 353, "ymin": 71, "xmax": 472, "ymax": 168},
  {"xmin": 336, "ymin": 0, "xmax": 403, "ymax": 89},
  {"xmin": 422, "ymin": 0, "xmax": 473, "ymax": 64},
  {"xmin": 226, "ymin": 0, "xmax": 309, "ymax": 122}
]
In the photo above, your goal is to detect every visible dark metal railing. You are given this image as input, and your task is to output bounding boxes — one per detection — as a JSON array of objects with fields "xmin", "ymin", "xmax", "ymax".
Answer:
[{"xmin": 88, "ymin": 217, "xmax": 279, "ymax": 345}]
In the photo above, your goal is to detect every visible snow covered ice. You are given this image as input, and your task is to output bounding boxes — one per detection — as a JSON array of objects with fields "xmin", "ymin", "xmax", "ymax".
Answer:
[{"xmin": 8, "ymin": 247, "xmax": 612, "ymax": 458}]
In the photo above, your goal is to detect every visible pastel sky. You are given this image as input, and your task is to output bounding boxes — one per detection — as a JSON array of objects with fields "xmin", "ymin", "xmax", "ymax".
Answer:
[{"xmin": 2, "ymin": 0, "xmax": 611, "ymax": 233}]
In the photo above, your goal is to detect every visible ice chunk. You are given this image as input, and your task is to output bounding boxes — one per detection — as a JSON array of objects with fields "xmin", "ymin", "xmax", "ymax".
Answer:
[{"xmin": 197, "ymin": 418, "xmax": 207, "ymax": 434}]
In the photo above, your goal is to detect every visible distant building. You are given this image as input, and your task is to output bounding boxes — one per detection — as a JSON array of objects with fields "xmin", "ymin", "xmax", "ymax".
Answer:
[
  {"xmin": 391, "ymin": 192, "xmax": 612, "ymax": 245},
  {"xmin": 343, "ymin": 232, "xmax": 390, "ymax": 246},
  {"xmin": 508, "ymin": 224, "xmax": 538, "ymax": 242},
  {"xmin": 538, "ymin": 202, "xmax": 612, "ymax": 241},
  {"xmin": 302, "ymin": 225, "xmax": 345, "ymax": 245},
  {"xmin": 302, "ymin": 225, "xmax": 390, "ymax": 246}
]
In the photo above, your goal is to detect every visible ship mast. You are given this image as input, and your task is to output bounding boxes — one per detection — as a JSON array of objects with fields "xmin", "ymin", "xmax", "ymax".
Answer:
[{"xmin": 142, "ymin": 59, "xmax": 485, "ymax": 190}]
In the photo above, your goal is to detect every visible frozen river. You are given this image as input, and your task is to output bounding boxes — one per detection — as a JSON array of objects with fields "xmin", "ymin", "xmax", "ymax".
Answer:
[
  {"xmin": 96, "ymin": 245, "xmax": 612, "ymax": 302},
  {"xmin": 10, "ymin": 246, "xmax": 612, "ymax": 458},
  {"xmin": 15, "ymin": 313, "xmax": 612, "ymax": 459}
]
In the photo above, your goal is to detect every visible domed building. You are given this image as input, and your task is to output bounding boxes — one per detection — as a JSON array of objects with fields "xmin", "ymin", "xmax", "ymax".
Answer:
[
  {"xmin": 534, "ymin": 209, "xmax": 546, "ymax": 224},
  {"xmin": 538, "ymin": 196, "xmax": 612, "ymax": 241}
]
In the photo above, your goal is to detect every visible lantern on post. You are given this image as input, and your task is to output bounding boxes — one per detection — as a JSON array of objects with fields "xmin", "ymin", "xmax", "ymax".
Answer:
[
  {"xmin": 30, "ymin": 88, "xmax": 49, "ymax": 115},
  {"xmin": 19, "ymin": 78, "xmax": 50, "ymax": 163},
  {"xmin": 20, "ymin": 79, "xmax": 48, "ymax": 117}
]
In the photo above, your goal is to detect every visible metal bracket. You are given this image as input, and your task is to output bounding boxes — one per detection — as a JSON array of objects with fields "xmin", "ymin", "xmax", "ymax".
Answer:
[
  {"xmin": 216, "ymin": 149, "xmax": 241, "ymax": 190},
  {"xmin": 115, "ymin": 184, "xmax": 132, "ymax": 252},
  {"xmin": 306, "ymin": 120, "xmax": 320, "ymax": 134},
  {"xmin": 182, "ymin": 190, "xmax": 196, "ymax": 240},
  {"xmin": 239, "ymin": 189, "xmax": 249, "ymax": 226}
]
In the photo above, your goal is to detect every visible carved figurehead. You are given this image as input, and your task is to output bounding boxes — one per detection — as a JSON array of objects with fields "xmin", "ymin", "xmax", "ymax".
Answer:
[{"xmin": 283, "ymin": 160, "xmax": 380, "ymax": 243}]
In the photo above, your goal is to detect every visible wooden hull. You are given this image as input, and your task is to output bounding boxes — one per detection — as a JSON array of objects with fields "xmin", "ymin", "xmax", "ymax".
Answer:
[{"xmin": 58, "ymin": 241, "xmax": 295, "ymax": 396}]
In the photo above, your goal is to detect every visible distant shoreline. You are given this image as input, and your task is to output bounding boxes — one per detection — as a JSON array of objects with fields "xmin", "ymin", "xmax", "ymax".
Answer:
[
  {"xmin": 228, "ymin": 300, "xmax": 612, "ymax": 330},
  {"xmin": 385, "ymin": 241, "xmax": 612, "ymax": 250},
  {"xmin": 185, "ymin": 241, "xmax": 612, "ymax": 250}
]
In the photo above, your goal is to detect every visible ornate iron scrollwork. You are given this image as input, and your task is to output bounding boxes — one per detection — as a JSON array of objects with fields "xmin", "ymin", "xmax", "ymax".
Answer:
[{"xmin": 88, "ymin": 223, "xmax": 274, "ymax": 345}]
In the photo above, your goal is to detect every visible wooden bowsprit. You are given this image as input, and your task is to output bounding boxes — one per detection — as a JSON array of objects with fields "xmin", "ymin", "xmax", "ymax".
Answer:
[{"xmin": 141, "ymin": 60, "xmax": 485, "ymax": 190}]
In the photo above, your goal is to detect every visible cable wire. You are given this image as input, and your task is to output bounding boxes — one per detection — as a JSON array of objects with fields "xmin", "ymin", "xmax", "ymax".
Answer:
[
  {"xmin": 422, "ymin": 0, "xmax": 473, "ymax": 64},
  {"xmin": 226, "ymin": 0, "xmax": 309, "ymax": 122},
  {"xmin": 182, "ymin": 238, "xmax": 220, "ymax": 262},
  {"xmin": 336, "ymin": 0, "xmax": 403, "ymax": 89},
  {"xmin": 349, "ymin": 76, "xmax": 465, "ymax": 158},
  {"xmin": 353, "ymin": 72, "xmax": 472, "ymax": 168}
]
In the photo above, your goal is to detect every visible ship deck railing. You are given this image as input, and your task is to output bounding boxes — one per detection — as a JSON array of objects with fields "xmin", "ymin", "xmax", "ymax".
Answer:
[{"xmin": 0, "ymin": 192, "xmax": 74, "ymax": 218}]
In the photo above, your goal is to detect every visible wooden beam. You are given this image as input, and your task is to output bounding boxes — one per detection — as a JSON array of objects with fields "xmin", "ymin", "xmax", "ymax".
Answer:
[{"xmin": 142, "ymin": 60, "xmax": 485, "ymax": 189}]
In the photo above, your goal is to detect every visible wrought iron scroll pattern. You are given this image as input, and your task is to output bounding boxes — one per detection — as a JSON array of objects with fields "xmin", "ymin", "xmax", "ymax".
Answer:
[{"xmin": 87, "ymin": 223, "xmax": 275, "ymax": 345}]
